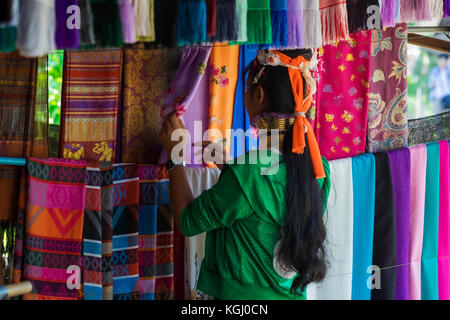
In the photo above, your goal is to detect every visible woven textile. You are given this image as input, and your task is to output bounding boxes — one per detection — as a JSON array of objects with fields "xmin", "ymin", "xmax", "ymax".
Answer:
[
  {"xmin": 121, "ymin": 48, "xmax": 181, "ymax": 164},
  {"xmin": 408, "ymin": 111, "xmax": 450, "ymax": 147},
  {"xmin": 15, "ymin": 158, "xmax": 87, "ymax": 300},
  {"xmin": 367, "ymin": 24, "xmax": 408, "ymax": 152},
  {"xmin": 61, "ymin": 49, "xmax": 123, "ymax": 162}
]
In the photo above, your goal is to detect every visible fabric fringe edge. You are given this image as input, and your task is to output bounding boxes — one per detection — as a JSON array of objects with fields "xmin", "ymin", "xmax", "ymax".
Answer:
[
  {"xmin": 303, "ymin": 9, "xmax": 323, "ymax": 48},
  {"xmin": 320, "ymin": 4, "xmax": 349, "ymax": 45},
  {"xmin": 246, "ymin": 8, "xmax": 272, "ymax": 44},
  {"xmin": 286, "ymin": 11, "xmax": 304, "ymax": 49}
]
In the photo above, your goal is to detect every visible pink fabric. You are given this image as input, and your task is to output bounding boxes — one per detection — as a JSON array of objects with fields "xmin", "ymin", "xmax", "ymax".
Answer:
[
  {"xmin": 314, "ymin": 30, "xmax": 371, "ymax": 160},
  {"xmin": 408, "ymin": 144, "xmax": 427, "ymax": 300},
  {"xmin": 438, "ymin": 140, "xmax": 450, "ymax": 300}
]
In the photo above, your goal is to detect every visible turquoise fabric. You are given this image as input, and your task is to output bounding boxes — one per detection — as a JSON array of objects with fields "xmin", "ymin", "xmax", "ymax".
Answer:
[
  {"xmin": 421, "ymin": 142, "xmax": 440, "ymax": 300},
  {"xmin": 351, "ymin": 153, "xmax": 376, "ymax": 300}
]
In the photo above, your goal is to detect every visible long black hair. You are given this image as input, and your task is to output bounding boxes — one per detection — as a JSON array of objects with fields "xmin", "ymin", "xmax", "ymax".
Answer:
[{"xmin": 247, "ymin": 49, "xmax": 327, "ymax": 295}]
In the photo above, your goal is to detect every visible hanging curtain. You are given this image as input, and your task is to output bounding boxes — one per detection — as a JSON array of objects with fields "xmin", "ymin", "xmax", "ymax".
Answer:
[
  {"xmin": 207, "ymin": 45, "xmax": 240, "ymax": 156},
  {"xmin": 421, "ymin": 142, "xmax": 440, "ymax": 300},
  {"xmin": 408, "ymin": 111, "xmax": 450, "ymax": 147},
  {"xmin": 367, "ymin": 24, "xmax": 408, "ymax": 153},
  {"xmin": 55, "ymin": 0, "xmax": 81, "ymax": 49},
  {"xmin": 319, "ymin": 0, "xmax": 349, "ymax": 45},
  {"xmin": 351, "ymin": 153, "xmax": 376, "ymax": 300},
  {"xmin": 302, "ymin": 0, "xmax": 322, "ymax": 48},
  {"xmin": 314, "ymin": 30, "xmax": 372, "ymax": 160},
  {"xmin": 118, "ymin": 0, "xmax": 137, "ymax": 44},
  {"xmin": 89, "ymin": 0, "xmax": 123, "ymax": 47},
  {"xmin": 387, "ymin": 148, "xmax": 411, "ymax": 300},
  {"xmin": 306, "ymin": 158, "xmax": 354, "ymax": 300},
  {"xmin": 176, "ymin": 0, "xmax": 207, "ymax": 46},
  {"xmin": 0, "ymin": 0, "xmax": 19, "ymax": 52},
  {"xmin": 399, "ymin": 0, "xmax": 431, "ymax": 22},
  {"xmin": 17, "ymin": 0, "xmax": 56, "ymax": 57},
  {"xmin": 60, "ymin": 49, "xmax": 123, "ymax": 162},
  {"xmin": 286, "ymin": 0, "xmax": 304, "ymax": 49},
  {"xmin": 121, "ymin": 47, "xmax": 181, "ymax": 164},
  {"xmin": 246, "ymin": 0, "xmax": 272, "ymax": 44},
  {"xmin": 381, "ymin": 0, "xmax": 396, "ymax": 27},
  {"xmin": 154, "ymin": 0, "xmax": 177, "ymax": 48},
  {"xmin": 13, "ymin": 158, "xmax": 87, "ymax": 300},
  {"xmin": 346, "ymin": 0, "xmax": 380, "ymax": 33},
  {"xmin": 438, "ymin": 141, "xmax": 450, "ymax": 300}
]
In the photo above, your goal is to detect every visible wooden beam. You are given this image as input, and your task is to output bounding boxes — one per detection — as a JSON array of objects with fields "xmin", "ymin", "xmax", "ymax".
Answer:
[{"xmin": 408, "ymin": 33, "xmax": 450, "ymax": 54}]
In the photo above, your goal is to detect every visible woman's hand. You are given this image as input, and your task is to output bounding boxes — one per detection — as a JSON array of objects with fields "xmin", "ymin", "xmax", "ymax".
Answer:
[
  {"xmin": 159, "ymin": 113, "xmax": 187, "ymax": 159},
  {"xmin": 194, "ymin": 141, "xmax": 232, "ymax": 171}
]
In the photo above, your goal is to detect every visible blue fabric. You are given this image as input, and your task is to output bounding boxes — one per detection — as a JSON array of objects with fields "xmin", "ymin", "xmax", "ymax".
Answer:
[
  {"xmin": 421, "ymin": 142, "xmax": 440, "ymax": 300},
  {"xmin": 231, "ymin": 45, "xmax": 259, "ymax": 158},
  {"xmin": 176, "ymin": 0, "xmax": 207, "ymax": 46},
  {"xmin": 351, "ymin": 154, "xmax": 376, "ymax": 300}
]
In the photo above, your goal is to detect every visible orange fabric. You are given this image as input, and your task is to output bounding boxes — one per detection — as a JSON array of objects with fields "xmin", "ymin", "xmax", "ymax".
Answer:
[{"xmin": 273, "ymin": 51, "xmax": 326, "ymax": 179}]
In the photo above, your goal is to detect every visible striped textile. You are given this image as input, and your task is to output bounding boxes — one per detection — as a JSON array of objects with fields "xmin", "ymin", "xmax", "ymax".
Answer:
[
  {"xmin": 16, "ymin": 158, "xmax": 87, "ymax": 300},
  {"xmin": 60, "ymin": 49, "xmax": 123, "ymax": 162},
  {"xmin": 112, "ymin": 163, "xmax": 139, "ymax": 300}
]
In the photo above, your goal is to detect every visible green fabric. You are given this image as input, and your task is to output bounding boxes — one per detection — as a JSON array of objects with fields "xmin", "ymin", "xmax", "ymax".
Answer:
[
  {"xmin": 89, "ymin": 0, "xmax": 123, "ymax": 47},
  {"xmin": 0, "ymin": 26, "xmax": 16, "ymax": 52},
  {"xmin": 180, "ymin": 150, "xmax": 331, "ymax": 300},
  {"xmin": 246, "ymin": 0, "xmax": 272, "ymax": 44}
]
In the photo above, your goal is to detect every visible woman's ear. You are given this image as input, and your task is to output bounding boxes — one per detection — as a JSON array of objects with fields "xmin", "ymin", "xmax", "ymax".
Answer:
[{"xmin": 256, "ymin": 86, "xmax": 265, "ymax": 106}]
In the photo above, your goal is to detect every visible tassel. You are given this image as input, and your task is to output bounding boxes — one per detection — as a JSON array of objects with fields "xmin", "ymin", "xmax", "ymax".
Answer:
[
  {"xmin": 118, "ymin": 0, "xmax": 136, "ymax": 43},
  {"xmin": 269, "ymin": 0, "xmax": 288, "ymax": 48},
  {"xmin": 428, "ymin": 0, "xmax": 443, "ymax": 18},
  {"xmin": 286, "ymin": 0, "xmax": 304, "ymax": 49},
  {"xmin": 90, "ymin": 0, "xmax": 124, "ymax": 47},
  {"xmin": 0, "ymin": 0, "xmax": 12, "ymax": 23},
  {"xmin": 381, "ymin": 0, "xmax": 396, "ymax": 27},
  {"xmin": 206, "ymin": 0, "xmax": 216, "ymax": 36},
  {"xmin": 17, "ymin": 0, "xmax": 56, "ymax": 57},
  {"xmin": 176, "ymin": 0, "xmax": 207, "ymax": 46},
  {"xmin": 78, "ymin": 0, "xmax": 96, "ymax": 47},
  {"xmin": 209, "ymin": 0, "xmax": 238, "ymax": 42},
  {"xmin": 346, "ymin": 0, "xmax": 380, "ymax": 33},
  {"xmin": 55, "ymin": 0, "xmax": 80, "ymax": 50},
  {"xmin": 246, "ymin": 0, "xmax": 272, "ymax": 44},
  {"xmin": 320, "ymin": 0, "xmax": 349, "ymax": 45},
  {"xmin": 154, "ymin": 0, "xmax": 177, "ymax": 48},
  {"xmin": 235, "ymin": 0, "xmax": 247, "ymax": 42}
]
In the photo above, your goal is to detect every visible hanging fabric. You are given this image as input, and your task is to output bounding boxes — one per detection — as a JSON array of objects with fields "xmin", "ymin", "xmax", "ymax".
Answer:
[
  {"xmin": 78, "ymin": 0, "xmax": 96, "ymax": 47},
  {"xmin": 121, "ymin": 47, "xmax": 181, "ymax": 164},
  {"xmin": 421, "ymin": 142, "xmax": 440, "ymax": 300},
  {"xmin": 428, "ymin": 0, "xmax": 444, "ymax": 18},
  {"xmin": 134, "ymin": 0, "xmax": 156, "ymax": 42},
  {"xmin": 207, "ymin": 45, "xmax": 240, "ymax": 156},
  {"xmin": 445, "ymin": 0, "xmax": 450, "ymax": 17},
  {"xmin": 381, "ymin": 0, "xmax": 396, "ymax": 27},
  {"xmin": 231, "ymin": 45, "xmax": 259, "ymax": 159},
  {"xmin": 346, "ymin": 0, "xmax": 380, "ymax": 34},
  {"xmin": 285, "ymin": 0, "xmax": 304, "ymax": 49},
  {"xmin": 387, "ymin": 148, "xmax": 411, "ymax": 300},
  {"xmin": 399, "ymin": 0, "xmax": 431, "ymax": 22},
  {"xmin": 301, "ymin": 0, "xmax": 322, "ymax": 48},
  {"xmin": 55, "ymin": 0, "xmax": 81, "ymax": 49},
  {"xmin": 0, "ymin": 0, "xmax": 19, "ymax": 52},
  {"xmin": 89, "ymin": 0, "xmax": 123, "ymax": 47},
  {"xmin": 101, "ymin": 168, "xmax": 114, "ymax": 300},
  {"xmin": 246, "ymin": 0, "xmax": 272, "ymax": 44},
  {"xmin": 314, "ymin": 30, "xmax": 372, "ymax": 160},
  {"xmin": 438, "ymin": 141, "xmax": 450, "ymax": 300},
  {"xmin": 15, "ymin": 158, "xmax": 87, "ymax": 300},
  {"xmin": 371, "ymin": 152, "xmax": 397, "ymax": 300},
  {"xmin": 319, "ymin": 0, "xmax": 349, "ymax": 45},
  {"xmin": 206, "ymin": 0, "xmax": 217, "ymax": 36},
  {"xmin": 306, "ymin": 158, "xmax": 353, "ymax": 300},
  {"xmin": 367, "ymin": 24, "xmax": 408, "ymax": 153},
  {"xmin": 351, "ymin": 153, "xmax": 376, "ymax": 300},
  {"xmin": 408, "ymin": 144, "xmax": 427, "ymax": 300},
  {"xmin": 408, "ymin": 111, "xmax": 450, "ymax": 147},
  {"xmin": 60, "ymin": 49, "xmax": 123, "ymax": 162},
  {"xmin": 154, "ymin": 0, "xmax": 177, "ymax": 48},
  {"xmin": 176, "ymin": 0, "xmax": 207, "ymax": 46},
  {"xmin": 118, "ymin": 0, "xmax": 137, "ymax": 44},
  {"xmin": 235, "ymin": 0, "xmax": 248, "ymax": 43},
  {"xmin": 0, "ymin": 0, "xmax": 12, "ymax": 23},
  {"xmin": 209, "ymin": 0, "xmax": 238, "ymax": 42},
  {"xmin": 269, "ymin": 0, "xmax": 288, "ymax": 48},
  {"xmin": 17, "ymin": 0, "xmax": 56, "ymax": 57}
]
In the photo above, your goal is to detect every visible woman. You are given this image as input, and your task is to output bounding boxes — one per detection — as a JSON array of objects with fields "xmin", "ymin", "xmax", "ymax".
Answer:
[{"xmin": 159, "ymin": 49, "xmax": 331, "ymax": 300}]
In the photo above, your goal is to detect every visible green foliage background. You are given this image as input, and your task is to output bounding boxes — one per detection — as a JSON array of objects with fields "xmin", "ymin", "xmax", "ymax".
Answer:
[{"xmin": 48, "ymin": 50, "xmax": 64, "ymax": 125}]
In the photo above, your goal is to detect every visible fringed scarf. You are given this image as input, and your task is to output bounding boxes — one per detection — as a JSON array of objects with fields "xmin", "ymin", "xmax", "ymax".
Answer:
[
  {"xmin": 134, "ymin": 0, "xmax": 156, "ymax": 42},
  {"xmin": 89, "ymin": 0, "xmax": 124, "ymax": 47},
  {"xmin": 118, "ymin": 0, "xmax": 136, "ymax": 44},
  {"xmin": 428, "ymin": 0, "xmax": 444, "ymax": 18},
  {"xmin": 78, "ymin": 0, "xmax": 96, "ymax": 47},
  {"xmin": 154, "ymin": 0, "xmax": 177, "ymax": 48},
  {"xmin": 381, "ymin": 0, "xmax": 396, "ymax": 27},
  {"xmin": 0, "ymin": 0, "xmax": 19, "ymax": 52},
  {"xmin": 346, "ymin": 0, "xmax": 380, "ymax": 33},
  {"xmin": 17, "ymin": 0, "xmax": 56, "ymax": 57},
  {"xmin": 0, "ymin": 0, "xmax": 12, "ymax": 23},
  {"xmin": 399, "ymin": 0, "xmax": 431, "ymax": 22},
  {"xmin": 235, "ymin": 0, "xmax": 247, "ymax": 42},
  {"xmin": 319, "ymin": 0, "xmax": 349, "ymax": 45},
  {"xmin": 269, "ymin": 0, "xmax": 288, "ymax": 48},
  {"xmin": 286, "ymin": 0, "xmax": 304, "ymax": 49},
  {"xmin": 209, "ymin": 0, "xmax": 238, "ymax": 42},
  {"xmin": 246, "ymin": 0, "xmax": 272, "ymax": 44},
  {"xmin": 55, "ymin": 0, "xmax": 81, "ymax": 49},
  {"xmin": 206, "ymin": 0, "xmax": 216, "ymax": 36},
  {"xmin": 176, "ymin": 0, "xmax": 207, "ymax": 46},
  {"xmin": 302, "ymin": 0, "xmax": 322, "ymax": 48}
]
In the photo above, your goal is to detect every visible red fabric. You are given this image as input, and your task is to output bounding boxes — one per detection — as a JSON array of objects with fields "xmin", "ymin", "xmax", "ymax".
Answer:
[{"xmin": 206, "ymin": 0, "xmax": 217, "ymax": 36}]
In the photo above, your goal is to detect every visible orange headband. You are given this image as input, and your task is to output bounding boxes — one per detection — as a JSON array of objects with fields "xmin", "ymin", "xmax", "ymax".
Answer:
[{"xmin": 255, "ymin": 50, "xmax": 326, "ymax": 180}]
